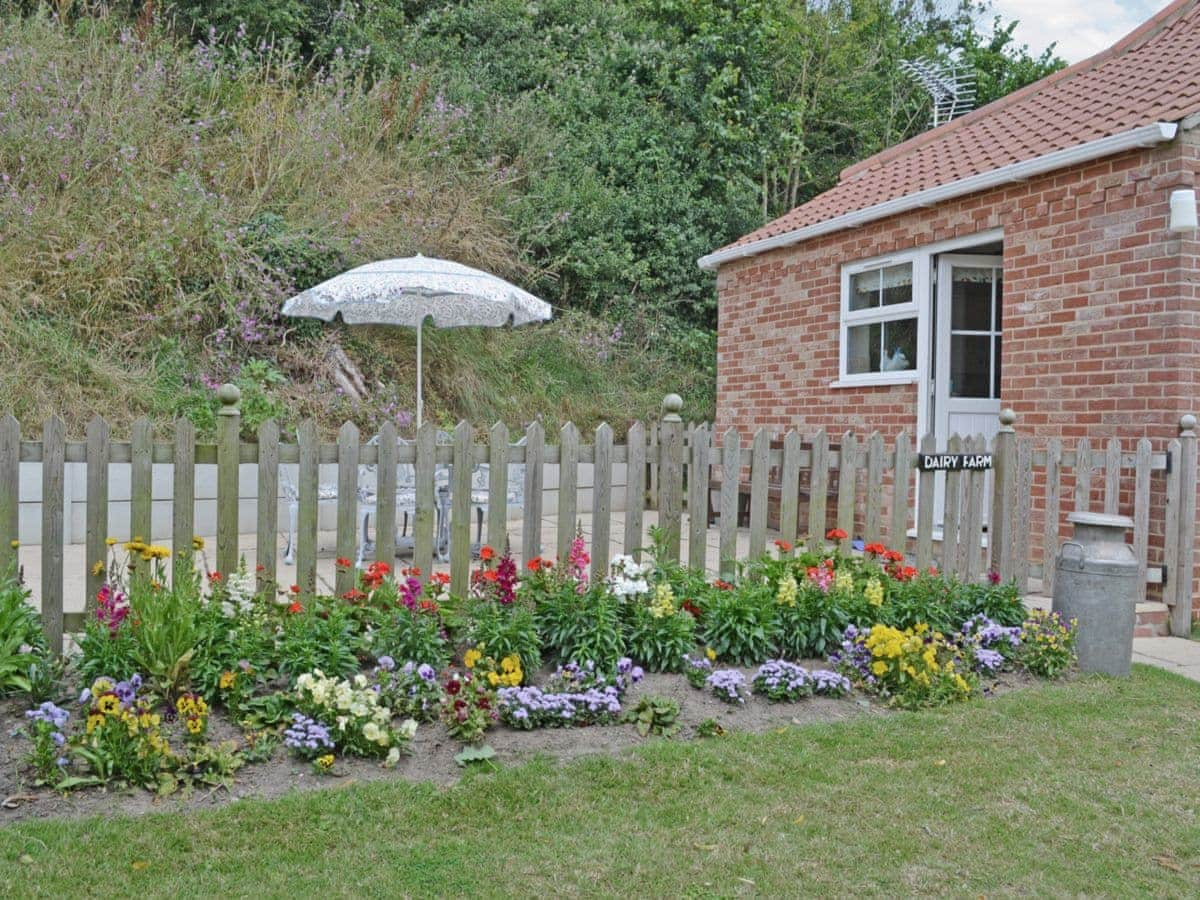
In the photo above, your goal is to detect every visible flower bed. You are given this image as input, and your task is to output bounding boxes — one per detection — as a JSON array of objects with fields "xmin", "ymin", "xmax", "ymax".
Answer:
[{"xmin": 2, "ymin": 530, "xmax": 1076, "ymax": 805}]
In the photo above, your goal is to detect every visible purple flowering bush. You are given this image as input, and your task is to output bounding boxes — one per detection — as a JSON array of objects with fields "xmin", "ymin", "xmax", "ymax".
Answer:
[
  {"xmin": 373, "ymin": 658, "xmax": 445, "ymax": 722},
  {"xmin": 750, "ymin": 660, "xmax": 850, "ymax": 702},
  {"xmin": 706, "ymin": 669, "xmax": 749, "ymax": 705},
  {"xmin": 23, "ymin": 701, "xmax": 71, "ymax": 784},
  {"xmin": 497, "ymin": 658, "xmax": 644, "ymax": 730}
]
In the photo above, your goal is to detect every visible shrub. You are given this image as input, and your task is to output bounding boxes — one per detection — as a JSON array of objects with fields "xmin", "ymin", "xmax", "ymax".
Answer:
[
  {"xmin": 127, "ymin": 578, "xmax": 203, "ymax": 700},
  {"xmin": 277, "ymin": 605, "xmax": 359, "ymax": 681},
  {"xmin": 537, "ymin": 583, "xmax": 625, "ymax": 668},
  {"xmin": 0, "ymin": 576, "xmax": 49, "ymax": 695},
  {"xmin": 495, "ymin": 658, "xmax": 642, "ymax": 730},
  {"xmin": 66, "ymin": 675, "xmax": 174, "ymax": 792},
  {"xmin": 773, "ymin": 580, "xmax": 849, "ymax": 660},
  {"xmin": 1015, "ymin": 609, "xmax": 1077, "ymax": 678},
  {"xmin": 752, "ymin": 660, "xmax": 851, "ymax": 702},
  {"xmin": 832, "ymin": 624, "xmax": 978, "ymax": 710},
  {"xmin": 292, "ymin": 669, "xmax": 415, "ymax": 763},
  {"xmin": 365, "ymin": 605, "xmax": 450, "ymax": 670},
  {"xmin": 372, "ymin": 657, "xmax": 444, "ymax": 723},
  {"xmin": 700, "ymin": 586, "xmax": 779, "ymax": 667},
  {"xmin": 622, "ymin": 587, "xmax": 697, "ymax": 673},
  {"xmin": 465, "ymin": 598, "xmax": 541, "ymax": 676},
  {"xmin": 706, "ymin": 669, "xmax": 749, "ymax": 705}
]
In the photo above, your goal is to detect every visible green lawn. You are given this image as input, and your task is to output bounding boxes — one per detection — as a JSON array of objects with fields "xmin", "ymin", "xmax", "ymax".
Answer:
[{"xmin": 3, "ymin": 666, "xmax": 1199, "ymax": 898}]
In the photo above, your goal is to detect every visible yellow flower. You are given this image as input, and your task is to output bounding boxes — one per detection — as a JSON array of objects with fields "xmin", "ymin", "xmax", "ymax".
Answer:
[
  {"xmin": 147, "ymin": 545, "xmax": 171, "ymax": 560},
  {"xmin": 8, "ymin": 540, "xmax": 17, "ymax": 549},
  {"xmin": 186, "ymin": 717, "xmax": 204, "ymax": 735},
  {"xmin": 864, "ymin": 577, "xmax": 884, "ymax": 607},
  {"xmin": 487, "ymin": 671, "xmax": 500, "ymax": 687},
  {"xmin": 97, "ymin": 694, "xmax": 120, "ymax": 716},
  {"xmin": 871, "ymin": 660, "xmax": 889, "ymax": 676},
  {"xmin": 316, "ymin": 754, "xmax": 335, "ymax": 771},
  {"xmin": 776, "ymin": 574, "xmax": 798, "ymax": 607},
  {"xmin": 105, "ymin": 536, "xmax": 117, "ymax": 546},
  {"xmin": 219, "ymin": 671, "xmax": 237, "ymax": 690},
  {"xmin": 705, "ymin": 647, "xmax": 717, "ymax": 662},
  {"xmin": 192, "ymin": 536, "xmax": 205, "ymax": 550},
  {"xmin": 500, "ymin": 654, "xmax": 520, "ymax": 674},
  {"xmin": 91, "ymin": 677, "xmax": 113, "ymax": 694},
  {"xmin": 86, "ymin": 713, "xmax": 104, "ymax": 733},
  {"xmin": 464, "ymin": 648, "xmax": 482, "ymax": 670},
  {"xmin": 91, "ymin": 561, "xmax": 105, "ymax": 576},
  {"xmin": 649, "ymin": 582, "xmax": 676, "ymax": 618}
]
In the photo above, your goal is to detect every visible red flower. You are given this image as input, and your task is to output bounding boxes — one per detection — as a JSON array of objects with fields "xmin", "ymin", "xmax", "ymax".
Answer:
[
  {"xmin": 479, "ymin": 545, "xmax": 496, "ymax": 562},
  {"xmin": 826, "ymin": 528, "xmax": 849, "ymax": 541},
  {"xmin": 287, "ymin": 601, "xmax": 302, "ymax": 614},
  {"xmin": 255, "ymin": 563, "xmax": 265, "ymax": 572},
  {"xmin": 527, "ymin": 557, "xmax": 544, "ymax": 572},
  {"xmin": 401, "ymin": 566, "xmax": 422, "ymax": 578},
  {"xmin": 482, "ymin": 570, "xmax": 498, "ymax": 582},
  {"xmin": 899, "ymin": 566, "xmax": 918, "ymax": 581},
  {"xmin": 453, "ymin": 698, "xmax": 466, "ymax": 711},
  {"xmin": 713, "ymin": 579, "xmax": 734, "ymax": 591},
  {"xmin": 773, "ymin": 539, "xmax": 793, "ymax": 552},
  {"xmin": 476, "ymin": 697, "xmax": 491, "ymax": 710},
  {"xmin": 342, "ymin": 588, "xmax": 367, "ymax": 602},
  {"xmin": 681, "ymin": 599, "xmax": 702, "ymax": 619},
  {"xmin": 928, "ymin": 566, "xmax": 939, "ymax": 576},
  {"xmin": 882, "ymin": 549, "xmax": 904, "ymax": 563},
  {"xmin": 864, "ymin": 543, "xmax": 886, "ymax": 556},
  {"xmin": 432, "ymin": 572, "xmax": 450, "ymax": 586},
  {"xmin": 418, "ymin": 599, "xmax": 440, "ymax": 614},
  {"xmin": 208, "ymin": 571, "xmax": 222, "ymax": 582},
  {"xmin": 446, "ymin": 679, "xmax": 461, "ymax": 696},
  {"xmin": 289, "ymin": 584, "xmax": 300, "ymax": 594},
  {"xmin": 335, "ymin": 557, "xmax": 352, "ymax": 569}
]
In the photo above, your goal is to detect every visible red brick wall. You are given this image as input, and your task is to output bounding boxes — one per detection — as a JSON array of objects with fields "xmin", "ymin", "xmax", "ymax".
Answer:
[{"xmin": 716, "ymin": 127, "xmax": 1200, "ymax": 621}]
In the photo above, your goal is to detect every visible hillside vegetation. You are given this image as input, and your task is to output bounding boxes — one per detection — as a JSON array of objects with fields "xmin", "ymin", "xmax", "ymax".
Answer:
[{"xmin": 0, "ymin": 2, "xmax": 1060, "ymax": 438}]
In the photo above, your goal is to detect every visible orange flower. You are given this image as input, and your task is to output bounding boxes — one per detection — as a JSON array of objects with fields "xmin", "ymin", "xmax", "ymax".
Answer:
[
  {"xmin": 419, "ymin": 599, "xmax": 440, "ymax": 614},
  {"xmin": 482, "ymin": 570, "xmax": 499, "ymax": 582},
  {"xmin": 335, "ymin": 557, "xmax": 352, "ymax": 569},
  {"xmin": 928, "ymin": 566, "xmax": 939, "ymax": 576},
  {"xmin": 255, "ymin": 563, "xmax": 265, "ymax": 572},
  {"xmin": 883, "ymin": 549, "xmax": 904, "ymax": 563},
  {"xmin": 713, "ymin": 579, "xmax": 734, "ymax": 591},
  {"xmin": 479, "ymin": 545, "xmax": 496, "ymax": 561},
  {"xmin": 864, "ymin": 542, "xmax": 886, "ymax": 556},
  {"xmin": 432, "ymin": 572, "xmax": 450, "ymax": 585},
  {"xmin": 287, "ymin": 601, "xmax": 303, "ymax": 614},
  {"xmin": 342, "ymin": 588, "xmax": 367, "ymax": 602},
  {"xmin": 289, "ymin": 584, "xmax": 301, "ymax": 594},
  {"xmin": 826, "ymin": 528, "xmax": 848, "ymax": 541},
  {"xmin": 773, "ymin": 539, "xmax": 793, "ymax": 552},
  {"xmin": 527, "ymin": 557, "xmax": 544, "ymax": 572},
  {"xmin": 401, "ymin": 566, "xmax": 422, "ymax": 578}
]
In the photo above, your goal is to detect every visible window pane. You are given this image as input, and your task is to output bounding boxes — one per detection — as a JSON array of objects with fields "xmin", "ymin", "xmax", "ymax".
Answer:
[
  {"xmin": 882, "ymin": 318, "xmax": 917, "ymax": 371},
  {"xmin": 880, "ymin": 263, "xmax": 913, "ymax": 306},
  {"xmin": 847, "ymin": 317, "xmax": 916, "ymax": 375},
  {"xmin": 846, "ymin": 322, "xmax": 881, "ymax": 374},
  {"xmin": 950, "ymin": 267, "xmax": 994, "ymax": 331},
  {"xmin": 950, "ymin": 335, "xmax": 992, "ymax": 398},
  {"xmin": 849, "ymin": 270, "xmax": 879, "ymax": 311}
]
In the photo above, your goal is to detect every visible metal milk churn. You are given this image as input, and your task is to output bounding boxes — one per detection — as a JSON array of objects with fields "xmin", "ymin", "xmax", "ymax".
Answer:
[{"xmin": 1051, "ymin": 512, "xmax": 1138, "ymax": 676}]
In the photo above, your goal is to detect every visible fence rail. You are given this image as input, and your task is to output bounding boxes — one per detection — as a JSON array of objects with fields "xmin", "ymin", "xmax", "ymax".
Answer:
[{"xmin": 3, "ymin": 390, "xmax": 1196, "ymax": 654}]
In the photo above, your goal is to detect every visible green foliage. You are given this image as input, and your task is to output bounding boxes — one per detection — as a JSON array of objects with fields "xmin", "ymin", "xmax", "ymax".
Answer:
[
  {"xmin": 277, "ymin": 606, "xmax": 359, "ymax": 681},
  {"xmin": 700, "ymin": 586, "xmax": 780, "ymax": 667},
  {"xmin": 127, "ymin": 581, "xmax": 202, "ymax": 699},
  {"xmin": 774, "ymin": 585, "xmax": 849, "ymax": 660},
  {"xmin": 623, "ymin": 695, "xmax": 680, "ymax": 738},
  {"xmin": 0, "ymin": 577, "xmax": 48, "ymax": 695},
  {"xmin": 1016, "ymin": 609, "xmax": 1078, "ymax": 679},
  {"xmin": 622, "ymin": 604, "xmax": 696, "ymax": 673},
  {"xmin": 464, "ymin": 600, "xmax": 541, "ymax": 675},
  {"xmin": 536, "ymin": 584, "xmax": 625, "ymax": 669},
  {"xmin": 366, "ymin": 607, "xmax": 450, "ymax": 669},
  {"xmin": 190, "ymin": 603, "xmax": 277, "ymax": 702},
  {"xmin": 78, "ymin": 619, "xmax": 141, "ymax": 685}
]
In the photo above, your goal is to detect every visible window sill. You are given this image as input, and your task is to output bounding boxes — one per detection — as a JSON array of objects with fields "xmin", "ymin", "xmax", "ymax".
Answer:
[{"xmin": 829, "ymin": 373, "xmax": 921, "ymax": 389}]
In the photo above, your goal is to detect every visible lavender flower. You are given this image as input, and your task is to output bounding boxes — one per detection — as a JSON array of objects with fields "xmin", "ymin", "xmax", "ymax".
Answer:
[
  {"xmin": 752, "ymin": 660, "xmax": 813, "ymax": 702},
  {"xmin": 376, "ymin": 655, "xmax": 396, "ymax": 672},
  {"xmin": 706, "ymin": 669, "xmax": 748, "ymax": 704},
  {"xmin": 284, "ymin": 713, "xmax": 335, "ymax": 757}
]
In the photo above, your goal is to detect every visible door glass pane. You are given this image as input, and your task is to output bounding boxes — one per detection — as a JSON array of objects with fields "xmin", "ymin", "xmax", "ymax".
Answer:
[
  {"xmin": 849, "ymin": 270, "xmax": 878, "ymax": 311},
  {"xmin": 993, "ymin": 335, "xmax": 1002, "ymax": 398},
  {"xmin": 994, "ymin": 273, "xmax": 1003, "ymax": 331},
  {"xmin": 880, "ymin": 263, "xmax": 913, "ymax": 306},
  {"xmin": 950, "ymin": 334, "xmax": 992, "ymax": 397},
  {"xmin": 950, "ymin": 267, "xmax": 994, "ymax": 331},
  {"xmin": 882, "ymin": 318, "xmax": 917, "ymax": 371}
]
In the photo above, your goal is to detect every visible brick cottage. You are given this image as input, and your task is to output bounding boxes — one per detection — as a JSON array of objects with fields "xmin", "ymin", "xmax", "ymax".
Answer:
[{"xmin": 702, "ymin": 0, "xmax": 1200, "ymax": 632}]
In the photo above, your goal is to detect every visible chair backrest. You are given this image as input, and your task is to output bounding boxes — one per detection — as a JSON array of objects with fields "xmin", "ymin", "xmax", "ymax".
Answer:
[{"xmin": 359, "ymin": 433, "xmax": 417, "ymax": 497}]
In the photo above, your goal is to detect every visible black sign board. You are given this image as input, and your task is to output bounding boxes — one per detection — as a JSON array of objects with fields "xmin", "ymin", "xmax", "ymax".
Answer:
[{"xmin": 917, "ymin": 453, "xmax": 993, "ymax": 472}]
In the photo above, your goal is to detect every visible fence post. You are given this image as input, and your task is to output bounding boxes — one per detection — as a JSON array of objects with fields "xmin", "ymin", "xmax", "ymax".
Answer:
[
  {"xmin": 42, "ymin": 416, "xmax": 65, "ymax": 656},
  {"xmin": 216, "ymin": 384, "xmax": 241, "ymax": 577},
  {"xmin": 0, "ymin": 416, "xmax": 17, "ymax": 580},
  {"xmin": 657, "ymin": 393, "xmax": 684, "ymax": 563},
  {"xmin": 990, "ymin": 408, "xmax": 1017, "ymax": 581},
  {"xmin": 1171, "ymin": 414, "xmax": 1197, "ymax": 636}
]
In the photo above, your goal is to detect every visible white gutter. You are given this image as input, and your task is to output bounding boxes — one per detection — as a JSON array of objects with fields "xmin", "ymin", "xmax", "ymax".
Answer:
[{"xmin": 698, "ymin": 121, "xmax": 1178, "ymax": 271}]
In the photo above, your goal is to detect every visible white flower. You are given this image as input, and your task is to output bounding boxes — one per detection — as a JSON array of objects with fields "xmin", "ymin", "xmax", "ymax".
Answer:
[
  {"xmin": 336, "ymin": 715, "xmax": 348, "ymax": 731},
  {"xmin": 383, "ymin": 747, "xmax": 401, "ymax": 768},
  {"xmin": 353, "ymin": 674, "xmax": 368, "ymax": 689},
  {"xmin": 363, "ymin": 721, "xmax": 381, "ymax": 743},
  {"xmin": 398, "ymin": 718, "xmax": 417, "ymax": 740}
]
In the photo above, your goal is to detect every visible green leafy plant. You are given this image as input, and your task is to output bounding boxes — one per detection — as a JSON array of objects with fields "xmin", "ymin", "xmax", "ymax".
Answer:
[
  {"xmin": 277, "ymin": 605, "xmax": 359, "ymax": 681},
  {"xmin": 78, "ymin": 617, "xmax": 140, "ymax": 684},
  {"xmin": 695, "ymin": 718, "xmax": 727, "ymax": 738},
  {"xmin": 537, "ymin": 583, "xmax": 625, "ymax": 668},
  {"xmin": 1016, "ymin": 609, "xmax": 1078, "ymax": 678},
  {"xmin": 365, "ymin": 605, "xmax": 450, "ymax": 669},
  {"xmin": 0, "ymin": 576, "xmax": 48, "ymax": 695},
  {"xmin": 454, "ymin": 744, "xmax": 498, "ymax": 770},
  {"xmin": 774, "ymin": 582, "xmax": 849, "ymax": 660},
  {"xmin": 127, "ymin": 579, "xmax": 202, "ymax": 700},
  {"xmin": 622, "ymin": 601, "xmax": 696, "ymax": 673},
  {"xmin": 700, "ymin": 586, "xmax": 780, "ymax": 667},
  {"xmin": 465, "ymin": 599, "xmax": 541, "ymax": 675},
  {"xmin": 623, "ymin": 695, "xmax": 680, "ymax": 738},
  {"xmin": 178, "ymin": 741, "xmax": 245, "ymax": 789}
]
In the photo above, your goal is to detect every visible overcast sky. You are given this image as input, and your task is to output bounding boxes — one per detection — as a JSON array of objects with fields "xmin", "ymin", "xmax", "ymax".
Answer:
[{"xmin": 988, "ymin": 0, "xmax": 1176, "ymax": 63}]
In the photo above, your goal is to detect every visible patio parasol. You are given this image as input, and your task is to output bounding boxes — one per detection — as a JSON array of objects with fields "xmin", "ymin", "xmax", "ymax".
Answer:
[{"xmin": 281, "ymin": 256, "xmax": 552, "ymax": 427}]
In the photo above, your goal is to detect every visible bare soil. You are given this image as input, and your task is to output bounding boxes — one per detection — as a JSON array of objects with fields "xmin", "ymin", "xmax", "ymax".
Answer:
[{"xmin": 0, "ymin": 665, "xmax": 1042, "ymax": 826}]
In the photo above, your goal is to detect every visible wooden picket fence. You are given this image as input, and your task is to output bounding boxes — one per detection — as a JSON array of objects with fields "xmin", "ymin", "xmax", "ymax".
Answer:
[{"xmin": 2, "ymin": 389, "xmax": 1196, "ymax": 654}]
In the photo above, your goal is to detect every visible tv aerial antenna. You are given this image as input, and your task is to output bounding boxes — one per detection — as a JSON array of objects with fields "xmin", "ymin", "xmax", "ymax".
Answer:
[{"xmin": 900, "ymin": 57, "xmax": 976, "ymax": 128}]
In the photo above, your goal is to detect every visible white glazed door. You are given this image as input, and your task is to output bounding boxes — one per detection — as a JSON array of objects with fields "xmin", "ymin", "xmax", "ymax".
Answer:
[{"xmin": 933, "ymin": 255, "xmax": 1003, "ymax": 527}]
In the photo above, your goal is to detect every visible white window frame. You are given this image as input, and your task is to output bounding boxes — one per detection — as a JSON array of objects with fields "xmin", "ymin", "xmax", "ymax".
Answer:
[{"xmin": 834, "ymin": 251, "xmax": 925, "ymax": 387}]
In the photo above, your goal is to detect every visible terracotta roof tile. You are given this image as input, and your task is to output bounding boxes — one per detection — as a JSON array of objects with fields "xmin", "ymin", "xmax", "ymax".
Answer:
[{"xmin": 715, "ymin": 0, "xmax": 1200, "ymax": 258}]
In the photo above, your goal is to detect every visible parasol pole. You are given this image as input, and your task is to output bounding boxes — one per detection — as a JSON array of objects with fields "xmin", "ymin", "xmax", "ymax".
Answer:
[{"xmin": 416, "ymin": 321, "xmax": 423, "ymax": 429}]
